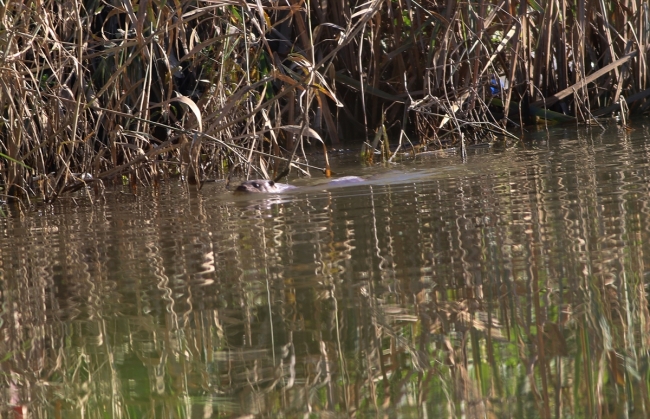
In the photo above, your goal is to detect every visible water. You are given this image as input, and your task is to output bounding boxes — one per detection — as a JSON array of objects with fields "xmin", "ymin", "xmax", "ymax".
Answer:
[{"xmin": 3, "ymin": 121, "xmax": 650, "ymax": 418}]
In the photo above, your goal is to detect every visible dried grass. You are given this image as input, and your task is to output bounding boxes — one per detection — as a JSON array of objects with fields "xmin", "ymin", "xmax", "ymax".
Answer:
[{"xmin": 0, "ymin": 0, "xmax": 648, "ymax": 200}]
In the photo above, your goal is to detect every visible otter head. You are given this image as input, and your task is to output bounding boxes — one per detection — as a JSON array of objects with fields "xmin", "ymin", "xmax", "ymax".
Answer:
[
  {"xmin": 235, "ymin": 179, "xmax": 298, "ymax": 194},
  {"xmin": 235, "ymin": 179, "xmax": 278, "ymax": 193}
]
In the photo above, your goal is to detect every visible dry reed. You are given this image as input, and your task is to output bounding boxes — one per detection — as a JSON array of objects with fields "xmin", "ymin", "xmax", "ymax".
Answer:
[{"xmin": 0, "ymin": 0, "xmax": 648, "ymax": 200}]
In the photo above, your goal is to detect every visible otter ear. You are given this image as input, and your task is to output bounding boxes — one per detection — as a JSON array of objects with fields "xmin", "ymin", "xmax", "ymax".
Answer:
[{"xmin": 268, "ymin": 181, "xmax": 275, "ymax": 186}]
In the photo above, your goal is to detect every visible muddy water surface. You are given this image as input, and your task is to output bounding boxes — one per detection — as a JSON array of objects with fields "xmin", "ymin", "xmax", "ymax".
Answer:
[{"xmin": 3, "ymin": 122, "xmax": 650, "ymax": 418}]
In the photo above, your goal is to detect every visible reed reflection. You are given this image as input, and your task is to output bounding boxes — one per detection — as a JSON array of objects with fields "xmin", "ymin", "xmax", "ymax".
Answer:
[{"xmin": 2, "ymin": 125, "xmax": 650, "ymax": 418}]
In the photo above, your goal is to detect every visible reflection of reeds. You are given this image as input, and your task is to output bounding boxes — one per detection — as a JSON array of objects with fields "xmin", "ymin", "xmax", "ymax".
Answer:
[
  {"xmin": 2, "ymin": 0, "xmax": 648, "ymax": 198},
  {"xmin": 4, "ymin": 129, "xmax": 650, "ymax": 416}
]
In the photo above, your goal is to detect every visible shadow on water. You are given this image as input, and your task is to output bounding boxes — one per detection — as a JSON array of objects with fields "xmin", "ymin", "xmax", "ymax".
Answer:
[{"xmin": 3, "ymin": 122, "xmax": 650, "ymax": 418}]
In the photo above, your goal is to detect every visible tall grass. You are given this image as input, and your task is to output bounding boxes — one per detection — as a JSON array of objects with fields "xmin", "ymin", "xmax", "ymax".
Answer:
[{"xmin": 1, "ymin": 0, "xmax": 648, "ymax": 199}]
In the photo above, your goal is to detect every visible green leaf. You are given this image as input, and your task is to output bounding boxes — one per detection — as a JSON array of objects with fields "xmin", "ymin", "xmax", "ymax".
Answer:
[{"xmin": 0, "ymin": 153, "xmax": 31, "ymax": 170}]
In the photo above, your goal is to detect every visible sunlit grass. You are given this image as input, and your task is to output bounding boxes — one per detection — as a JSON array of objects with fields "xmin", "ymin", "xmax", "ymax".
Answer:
[{"xmin": 0, "ymin": 0, "xmax": 648, "ymax": 200}]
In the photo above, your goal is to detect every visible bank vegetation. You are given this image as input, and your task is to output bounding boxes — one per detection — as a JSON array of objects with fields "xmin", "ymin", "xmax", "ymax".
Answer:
[{"xmin": 0, "ymin": 0, "xmax": 648, "ymax": 201}]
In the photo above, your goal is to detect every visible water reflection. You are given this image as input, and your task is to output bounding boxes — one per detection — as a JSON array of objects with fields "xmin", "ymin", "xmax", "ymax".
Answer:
[{"xmin": 2, "ymin": 123, "xmax": 650, "ymax": 418}]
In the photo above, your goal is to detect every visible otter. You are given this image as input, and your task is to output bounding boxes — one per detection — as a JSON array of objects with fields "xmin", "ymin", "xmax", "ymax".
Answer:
[
  {"xmin": 235, "ymin": 176, "xmax": 364, "ymax": 193},
  {"xmin": 235, "ymin": 180, "xmax": 297, "ymax": 193}
]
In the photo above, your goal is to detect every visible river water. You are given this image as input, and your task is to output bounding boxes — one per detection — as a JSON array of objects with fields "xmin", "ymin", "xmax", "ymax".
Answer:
[{"xmin": 3, "ymin": 121, "xmax": 650, "ymax": 418}]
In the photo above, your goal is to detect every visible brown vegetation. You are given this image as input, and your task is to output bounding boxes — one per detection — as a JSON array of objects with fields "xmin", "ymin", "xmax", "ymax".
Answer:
[{"xmin": 0, "ymin": 0, "xmax": 648, "ymax": 201}]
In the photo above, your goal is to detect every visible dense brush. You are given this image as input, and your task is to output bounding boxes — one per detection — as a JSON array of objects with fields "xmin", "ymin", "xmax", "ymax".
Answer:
[{"xmin": 0, "ymin": 0, "xmax": 648, "ymax": 200}]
